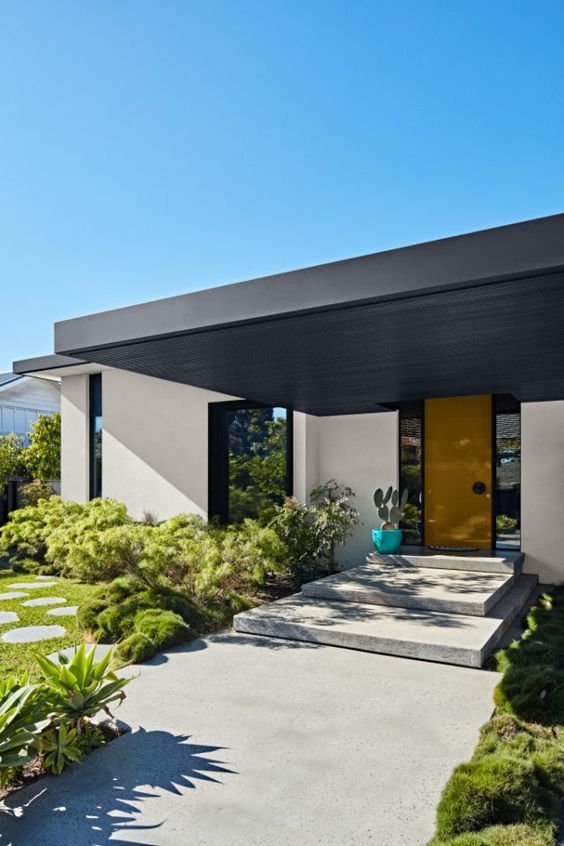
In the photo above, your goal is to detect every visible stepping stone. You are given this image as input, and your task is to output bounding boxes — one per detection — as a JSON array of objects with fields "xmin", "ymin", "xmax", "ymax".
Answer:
[
  {"xmin": 21, "ymin": 596, "xmax": 66, "ymax": 607},
  {"xmin": 35, "ymin": 575, "xmax": 57, "ymax": 580},
  {"xmin": 0, "ymin": 611, "xmax": 18, "ymax": 625},
  {"xmin": 0, "ymin": 592, "xmax": 29, "ymax": 601},
  {"xmin": 8, "ymin": 582, "xmax": 57, "ymax": 590},
  {"xmin": 47, "ymin": 605, "xmax": 78, "ymax": 617},
  {"xmin": 2, "ymin": 625, "xmax": 65, "ymax": 643}
]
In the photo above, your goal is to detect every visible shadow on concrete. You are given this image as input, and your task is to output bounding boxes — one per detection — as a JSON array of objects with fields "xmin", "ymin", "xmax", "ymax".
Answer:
[{"xmin": 1, "ymin": 727, "xmax": 234, "ymax": 846}]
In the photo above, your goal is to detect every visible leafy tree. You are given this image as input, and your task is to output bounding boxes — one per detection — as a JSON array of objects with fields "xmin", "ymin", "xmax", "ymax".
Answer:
[
  {"xmin": 0, "ymin": 434, "xmax": 25, "ymax": 496},
  {"xmin": 23, "ymin": 412, "xmax": 61, "ymax": 480}
]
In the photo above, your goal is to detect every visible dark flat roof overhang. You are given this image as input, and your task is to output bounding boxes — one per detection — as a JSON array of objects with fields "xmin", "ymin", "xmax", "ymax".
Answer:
[{"xmin": 37, "ymin": 213, "xmax": 564, "ymax": 415}]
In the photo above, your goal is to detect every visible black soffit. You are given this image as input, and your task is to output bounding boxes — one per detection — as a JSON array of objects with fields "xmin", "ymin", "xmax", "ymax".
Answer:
[{"xmin": 66, "ymin": 269, "xmax": 564, "ymax": 416}]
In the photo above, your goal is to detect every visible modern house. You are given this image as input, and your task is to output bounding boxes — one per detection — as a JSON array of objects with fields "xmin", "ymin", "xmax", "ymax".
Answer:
[{"xmin": 13, "ymin": 213, "xmax": 564, "ymax": 666}]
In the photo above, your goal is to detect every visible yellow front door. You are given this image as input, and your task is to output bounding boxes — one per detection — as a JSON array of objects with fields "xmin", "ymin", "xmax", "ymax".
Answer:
[{"xmin": 424, "ymin": 395, "xmax": 492, "ymax": 549}]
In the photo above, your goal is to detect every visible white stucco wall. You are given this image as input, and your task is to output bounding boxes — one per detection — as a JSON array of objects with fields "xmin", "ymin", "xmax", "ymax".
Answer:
[
  {"xmin": 521, "ymin": 400, "xmax": 564, "ymax": 584},
  {"xmin": 102, "ymin": 369, "xmax": 236, "ymax": 521},
  {"xmin": 307, "ymin": 411, "xmax": 399, "ymax": 567},
  {"xmin": 61, "ymin": 374, "xmax": 89, "ymax": 502}
]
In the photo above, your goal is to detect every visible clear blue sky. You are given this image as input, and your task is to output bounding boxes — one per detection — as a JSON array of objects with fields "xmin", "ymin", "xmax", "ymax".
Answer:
[{"xmin": 1, "ymin": 1, "xmax": 564, "ymax": 370}]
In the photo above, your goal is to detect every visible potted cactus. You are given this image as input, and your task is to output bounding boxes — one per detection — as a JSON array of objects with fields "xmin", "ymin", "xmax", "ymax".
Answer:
[{"xmin": 372, "ymin": 486, "xmax": 408, "ymax": 554}]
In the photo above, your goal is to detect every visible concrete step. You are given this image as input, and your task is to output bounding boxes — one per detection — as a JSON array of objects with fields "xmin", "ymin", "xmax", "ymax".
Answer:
[
  {"xmin": 302, "ymin": 562, "xmax": 516, "ymax": 616},
  {"xmin": 233, "ymin": 574, "xmax": 538, "ymax": 668},
  {"xmin": 367, "ymin": 549, "xmax": 523, "ymax": 575}
]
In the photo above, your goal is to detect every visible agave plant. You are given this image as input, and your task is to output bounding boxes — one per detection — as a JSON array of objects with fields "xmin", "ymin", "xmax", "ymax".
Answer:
[
  {"xmin": 35, "ymin": 643, "xmax": 130, "ymax": 729},
  {"xmin": 373, "ymin": 486, "xmax": 409, "ymax": 530},
  {"xmin": 0, "ymin": 682, "xmax": 50, "ymax": 786},
  {"xmin": 40, "ymin": 723, "xmax": 83, "ymax": 775}
]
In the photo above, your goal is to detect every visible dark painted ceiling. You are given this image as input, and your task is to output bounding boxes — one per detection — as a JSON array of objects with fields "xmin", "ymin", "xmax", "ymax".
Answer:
[{"xmin": 70, "ymin": 269, "xmax": 564, "ymax": 416}]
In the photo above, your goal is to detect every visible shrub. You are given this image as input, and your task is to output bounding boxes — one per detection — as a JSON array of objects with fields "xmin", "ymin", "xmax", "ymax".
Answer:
[
  {"xmin": 116, "ymin": 632, "xmax": 156, "ymax": 664},
  {"xmin": 46, "ymin": 498, "xmax": 131, "ymax": 574},
  {"xmin": 19, "ymin": 479, "xmax": 57, "ymax": 506},
  {"xmin": 267, "ymin": 480, "xmax": 359, "ymax": 585},
  {"xmin": 0, "ymin": 496, "xmax": 129, "ymax": 570},
  {"xmin": 134, "ymin": 609, "xmax": 191, "ymax": 648},
  {"xmin": 436, "ymin": 752, "xmax": 556, "ymax": 838},
  {"xmin": 495, "ymin": 593, "xmax": 564, "ymax": 724},
  {"xmin": 427, "ymin": 822, "xmax": 554, "ymax": 846}
]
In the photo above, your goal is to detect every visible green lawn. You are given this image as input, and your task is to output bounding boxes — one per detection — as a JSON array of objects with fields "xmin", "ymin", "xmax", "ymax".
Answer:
[{"xmin": 0, "ymin": 569, "xmax": 99, "ymax": 679}]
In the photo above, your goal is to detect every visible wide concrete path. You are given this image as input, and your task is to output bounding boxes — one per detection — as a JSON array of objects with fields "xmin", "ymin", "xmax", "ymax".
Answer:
[{"xmin": 1, "ymin": 633, "xmax": 500, "ymax": 846}]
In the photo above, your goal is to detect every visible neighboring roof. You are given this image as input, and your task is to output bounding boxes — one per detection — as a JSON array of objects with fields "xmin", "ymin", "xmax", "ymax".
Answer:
[
  {"xmin": 14, "ymin": 213, "xmax": 564, "ymax": 415},
  {"xmin": 0, "ymin": 372, "xmax": 22, "ymax": 388}
]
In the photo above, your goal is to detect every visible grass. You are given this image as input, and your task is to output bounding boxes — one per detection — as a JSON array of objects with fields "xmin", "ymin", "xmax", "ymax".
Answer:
[
  {"xmin": 427, "ymin": 589, "xmax": 564, "ymax": 846},
  {"xmin": 0, "ymin": 568, "xmax": 99, "ymax": 679}
]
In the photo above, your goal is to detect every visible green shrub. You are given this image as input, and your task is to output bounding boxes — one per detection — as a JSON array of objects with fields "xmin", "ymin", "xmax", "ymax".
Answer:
[
  {"xmin": 495, "ymin": 593, "xmax": 564, "ymax": 724},
  {"xmin": 0, "ymin": 496, "xmax": 129, "ymax": 571},
  {"xmin": 267, "ymin": 480, "xmax": 359, "ymax": 585},
  {"xmin": 76, "ymin": 597, "xmax": 110, "ymax": 634},
  {"xmin": 428, "ymin": 822, "xmax": 553, "ymax": 846},
  {"xmin": 436, "ymin": 752, "xmax": 553, "ymax": 838},
  {"xmin": 134, "ymin": 609, "xmax": 191, "ymax": 648},
  {"xmin": 116, "ymin": 632, "xmax": 156, "ymax": 664},
  {"xmin": 47, "ymin": 498, "xmax": 131, "ymax": 575},
  {"xmin": 19, "ymin": 479, "xmax": 57, "ymax": 507}
]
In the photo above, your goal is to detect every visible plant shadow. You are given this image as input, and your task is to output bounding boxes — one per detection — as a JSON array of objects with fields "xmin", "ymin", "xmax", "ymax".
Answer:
[{"xmin": 1, "ymin": 726, "xmax": 235, "ymax": 846}]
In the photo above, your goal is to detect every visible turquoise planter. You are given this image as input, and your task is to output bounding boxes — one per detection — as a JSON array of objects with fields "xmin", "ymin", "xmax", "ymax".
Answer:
[{"xmin": 372, "ymin": 528, "xmax": 403, "ymax": 554}]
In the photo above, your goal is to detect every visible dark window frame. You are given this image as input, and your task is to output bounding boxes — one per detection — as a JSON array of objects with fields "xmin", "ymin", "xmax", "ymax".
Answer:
[
  {"xmin": 89, "ymin": 374, "xmax": 102, "ymax": 500},
  {"xmin": 208, "ymin": 400, "xmax": 293, "ymax": 523}
]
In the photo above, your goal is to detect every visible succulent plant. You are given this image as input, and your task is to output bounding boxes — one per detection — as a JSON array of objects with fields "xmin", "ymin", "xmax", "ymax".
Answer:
[{"xmin": 373, "ymin": 487, "xmax": 408, "ymax": 530}]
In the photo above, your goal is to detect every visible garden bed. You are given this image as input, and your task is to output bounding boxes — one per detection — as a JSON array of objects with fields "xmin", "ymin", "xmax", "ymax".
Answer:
[
  {"xmin": 0, "ymin": 570, "xmax": 100, "ymax": 679},
  {"xmin": 427, "ymin": 589, "xmax": 564, "ymax": 846}
]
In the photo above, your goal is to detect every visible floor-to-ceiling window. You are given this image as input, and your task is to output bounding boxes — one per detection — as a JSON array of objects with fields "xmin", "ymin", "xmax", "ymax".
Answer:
[
  {"xmin": 209, "ymin": 402, "xmax": 292, "ymax": 523},
  {"xmin": 494, "ymin": 395, "xmax": 521, "ymax": 550},
  {"xmin": 89, "ymin": 374, "xmax": 102, "ymax": 499}
]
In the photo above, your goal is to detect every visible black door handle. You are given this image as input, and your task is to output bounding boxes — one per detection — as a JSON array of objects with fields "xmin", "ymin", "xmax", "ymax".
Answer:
[{"xmin": 472, "ymin": 481, "xmax": 486, "ymax": 495}]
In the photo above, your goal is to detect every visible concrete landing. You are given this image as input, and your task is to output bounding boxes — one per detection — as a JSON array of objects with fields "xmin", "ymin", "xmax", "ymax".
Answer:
[
  {"xmin": 234, "ymin": 575, "xmax": 537, "ymax": 668},
  {"xmin": 302, "ymin": 562, "xmax": 515, "ymax": 616},
  {"xmin": 368, "ymin": 549, "xmax": 523, "ymax": 575}
]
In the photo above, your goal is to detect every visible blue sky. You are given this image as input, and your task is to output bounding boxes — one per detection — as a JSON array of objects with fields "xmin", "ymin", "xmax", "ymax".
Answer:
[{"xmin": 1, "ymin": 1, "xmax": 564, "ymax": 370}]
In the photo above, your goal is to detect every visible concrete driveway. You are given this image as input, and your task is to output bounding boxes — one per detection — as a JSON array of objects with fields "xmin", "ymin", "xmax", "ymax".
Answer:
[{"xmin": 1, "ymin": 633, "xmax": 500, "ymax": 846}]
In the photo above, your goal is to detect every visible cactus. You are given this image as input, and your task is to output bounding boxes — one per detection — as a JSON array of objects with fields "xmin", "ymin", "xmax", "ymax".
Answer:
[{"xmin": 373, "ymin": 487, "xmax": 408, "ymax": 530}]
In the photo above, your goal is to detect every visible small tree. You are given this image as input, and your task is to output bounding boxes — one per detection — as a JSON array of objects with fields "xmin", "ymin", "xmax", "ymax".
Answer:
[
  {"xmin": 23, "ymin": 413, "xmax": 61, "ymax": 481},
  {"xmin": 0, "ymin": 434, "xmax": 24, "ymax": 496}
]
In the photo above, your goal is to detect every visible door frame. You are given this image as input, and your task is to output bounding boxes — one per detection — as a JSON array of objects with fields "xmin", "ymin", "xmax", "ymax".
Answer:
[{"xmin": 398, "ymin": 395, "xmax": 521, "ymax": 549}]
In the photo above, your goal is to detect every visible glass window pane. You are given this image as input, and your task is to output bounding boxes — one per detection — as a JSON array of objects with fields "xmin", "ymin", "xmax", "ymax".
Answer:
[
  {"xmin": 399, "ymin": 402, "xmax": 423, "ymax": 544},
  {"xmin": 495, "ymin": 405, "xmax": 521, "ymax": 550},
  {"xmin": 226, "ymin": 406, "xmax": 289, "ymax": 523}
]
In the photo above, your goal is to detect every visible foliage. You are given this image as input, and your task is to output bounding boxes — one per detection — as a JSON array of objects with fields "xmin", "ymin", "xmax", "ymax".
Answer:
[
  {"xmin": 495, "ymin": 592, "xmax": 564, "ymax": 724},
  {"xmin": 495, "ymin": 514, "xmax": 518, "ymax": 534},
  {"xmin": 39, "ymin": 723, "xmax": 83, "ymax": 775},
  {"xmin": 0, "ymin": 433, "xmax": 25, "ymax": 496},
  {"xmin": 0, "ymin": 682, "xmax": 50, "ymax": 785},
  {"xmin": 0, "ymin": 496, "xmax": 130, "ymax": 570},
  {"xmin": 267, "ymin": 480, "xmax": 359, "ymax": 583},
  {"xmin": 427, "ymin": 589, "xmax": 564, "ymax": 846},
  {"xmin": 0, "ymin": 645, "xmax": 132, "ymax": 792},
  {"xmin": 0, "ymin": 570, "xmax": 103, "ymax": 681},
  {"xmin": 19, "ymin": 479, "xmax": 57, "ymax": 507},
  {"xmin": 373, "ymin": 486, "xmax": 409, "ymax": 529},
  {"xmin": 23, "ymin": 412, "xmax": 61, "ymax": 480},
  {"xmin": 228, "ymin": 410, "xmax": 288, "ymax": 521},
  {"xmin": 35, "ymin": 642, "xmax": 130, "ymax": 727}
]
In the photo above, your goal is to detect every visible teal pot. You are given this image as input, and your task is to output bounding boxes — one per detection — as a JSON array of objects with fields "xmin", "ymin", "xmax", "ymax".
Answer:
[{"xmin": 372, "ymin": 528, "xmax": 403, "ymax": 554}]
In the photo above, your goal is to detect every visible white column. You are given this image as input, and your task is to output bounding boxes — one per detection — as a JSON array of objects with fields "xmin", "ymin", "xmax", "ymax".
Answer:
[
  {"xmin": 521, "ymin": 400, "xmax": 564, "ymax": 584},
  {"xmin": 60, "ymin": 374, "xmax": 90, "ymax": 502}
]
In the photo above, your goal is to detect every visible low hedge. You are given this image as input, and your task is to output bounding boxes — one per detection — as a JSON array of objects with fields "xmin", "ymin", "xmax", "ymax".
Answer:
[{"xmin": 428, "ymin": 590, "xmax": 564, "ymax": 846}]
